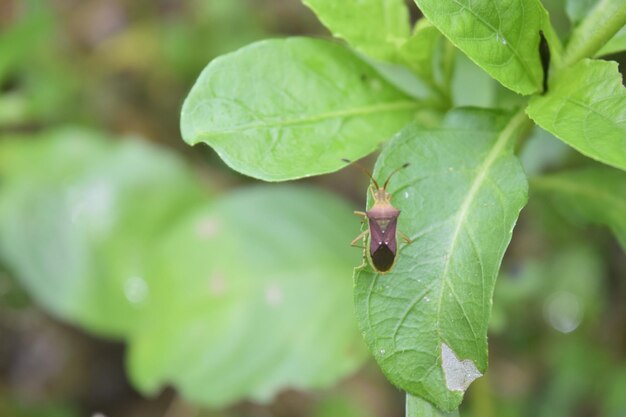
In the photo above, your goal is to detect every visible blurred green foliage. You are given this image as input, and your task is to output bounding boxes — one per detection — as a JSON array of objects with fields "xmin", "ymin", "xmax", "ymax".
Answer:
[
  {"xmin": 1, "ymin": 1, "xmax": 626, "ymax": 417},
  {"xmin": 0, "ymin": 129, "xmax": 207, "ymax": 336}
]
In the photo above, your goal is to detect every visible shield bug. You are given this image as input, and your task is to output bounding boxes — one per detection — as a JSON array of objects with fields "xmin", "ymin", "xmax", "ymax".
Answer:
[{"xmin": 343, "ymin": 159, "xmax": 411, "ymax": 274}]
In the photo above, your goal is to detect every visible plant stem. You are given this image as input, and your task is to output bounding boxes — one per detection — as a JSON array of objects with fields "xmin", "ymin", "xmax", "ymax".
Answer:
[
  {"xmin": 513, "ymin": 106, "xmax": 535, "ymax": 154},
  {"xmin": 504, "ymin": 108, "xmax": 534, "ymax": 153},
  {"xmin": 406, "ymin": 394, "xmax": 460, "ymax": 417},
  {"xmin": 441, "ymin": 39, "xmax": 456, "ymax": 89},
  {"xmin": 468, "ymin": 374, "xmax": 495, "ymax": 417},
  {"xmin": 562, "ymin": 0, "xmax": 626, "ymax": 67}
]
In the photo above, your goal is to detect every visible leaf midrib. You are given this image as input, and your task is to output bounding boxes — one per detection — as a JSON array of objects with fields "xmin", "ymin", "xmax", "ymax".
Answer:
[
  {"xmin": 435, "ymin": 110, "xmax": 528, "ymax": 346},
  {"xmin": 190, "ymin": 100, "xmax": 419, "ymax": 141}
]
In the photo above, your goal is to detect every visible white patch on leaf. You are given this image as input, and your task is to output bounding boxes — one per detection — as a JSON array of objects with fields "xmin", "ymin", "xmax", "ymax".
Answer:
[
  {"xmin": 124, "ymin": 276, "xmax": 149, "ymax": 305},
  {"xmin": 195, "ymin": 216, "xmax": 220, "ymax": 239},
  {"xmin": 265, "ymin": 284, "xmax": 283, "ymax": 307},
  {"xmin": 208, "ymin": 272, "xmax": 227, "ymax": 296},
  {"xmin": 441, "ymin": 343, "xmax": 482, "ymax": 392}
]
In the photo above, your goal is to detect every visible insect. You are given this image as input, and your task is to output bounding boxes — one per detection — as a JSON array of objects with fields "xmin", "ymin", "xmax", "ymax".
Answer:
[{"xmin": 343, "ymin": 159, "xmax": 411, "ymax": 274}]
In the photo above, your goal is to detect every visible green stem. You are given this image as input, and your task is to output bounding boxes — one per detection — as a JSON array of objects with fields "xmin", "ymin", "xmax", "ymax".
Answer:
[
  {"xmin": 513, "ymin": 105, "xmax": 535, "ymax": 154},
  {"xmin": 562, "ymin": 0, "xmax": 626, "ymax": 67},
  {"xmin": 505, "ymin": 107, "xmax": 534, "ymax": 154},
  {"xmin": 428, "ymin": 81, "xmax": 452, "ymax": 110},
  {"xmin": 468, "ymin": 374, "xmax": 494, "ymax": 417},
  {"xmin": 406, "ymin": 394, "xmax": 460, "ymax": 417},
  {"xmin": 441, "ymin": 39, "xmax": 456, "ymax": 89}
]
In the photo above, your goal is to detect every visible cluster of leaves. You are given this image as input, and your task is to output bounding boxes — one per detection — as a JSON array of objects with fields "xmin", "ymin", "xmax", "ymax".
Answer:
[
  {"xmin": 180, "ymin": 0, "xmax": 626, "ymax": 413},
  {"xmin": 1, "ymin": 2, "xmax": 377, "ymax": 414}
]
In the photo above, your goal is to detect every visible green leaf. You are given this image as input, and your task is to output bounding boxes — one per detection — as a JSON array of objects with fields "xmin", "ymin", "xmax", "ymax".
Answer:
[
  {"xmin": 526, "ymin": 59, "xmax": 626, "ymax": 172},
  {"xmin": 0, "ymin": 129, "xmax": 205, "ymax": 336},
  {"xmin": 302, "ymin": 0, "xmax": 410, "ymax": 61},
  {"xmin": 180, "ymin": 38, "xmax": 418, "ymax": 181},
  {"xmin": 531, "ymin": 167, "xmax": 626, "ymax": 250},
  {"xmin": 519, "ymin": 127, "xmax": 570, "ymax": 176},
  {"xmin": 406, "ymin": 393, "xmax": 459, "ymax": 417},
  {"xmin": 0, "ymin": 0, "xmax": 52, "ymax": 84},
  {"xmin": 398, "ymin": 20, "xmax": 442, "ymax": 86},
  {"xmin": 354, "ymin": 109, "xmax": 529, "ymax": 411},
  {"xmin": 597, "ymin": 26, "xmax": 626, "ymax": 56},
  {"xmin": 129, "ymin": 186, "xmax": 366, "ymax": 407},
  {"xmin": 451, "ymin": 53, "xmax": 497, "ymax": 108},
  {"xmin": 413, "ymin": 0, "xmax": 551, "ymax": 95}
]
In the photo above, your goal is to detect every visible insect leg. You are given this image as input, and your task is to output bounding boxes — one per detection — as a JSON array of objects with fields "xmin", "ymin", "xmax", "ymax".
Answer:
[
  {"xmin": 351, "ymin": 229, "xmax": 369, "ymax": 247},
  {"xmin": 353, "ymin": 211, "xmax": 367, "ymax": 217},
  {"xmin": 399, "ymin": 231, "xmax": 412, "ymax": 244}
]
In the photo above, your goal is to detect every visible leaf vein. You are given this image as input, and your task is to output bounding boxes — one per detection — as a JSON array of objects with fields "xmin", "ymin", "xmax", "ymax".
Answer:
[{"xmin": 191, "ymin": 100, "xmax": 419, "ymax": 139}]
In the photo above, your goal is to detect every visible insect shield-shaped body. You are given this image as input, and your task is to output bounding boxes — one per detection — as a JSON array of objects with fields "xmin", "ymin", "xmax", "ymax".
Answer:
[{"xmin": 344, "ymin": 160, "xmax": 411, "ymax": 274}]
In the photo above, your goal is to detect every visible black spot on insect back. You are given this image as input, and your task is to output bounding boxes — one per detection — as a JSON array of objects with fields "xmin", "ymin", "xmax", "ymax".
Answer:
[{"xmin": 371, "ymin": 244, "xmax": 395, "ymax": 272}]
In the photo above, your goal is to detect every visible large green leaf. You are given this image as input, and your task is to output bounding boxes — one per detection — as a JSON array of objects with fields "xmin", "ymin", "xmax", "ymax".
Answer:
[
  {"xmin": 180, "ymin": 38, "xmax": 418, "ymax": 181},
  {"xmin": 526, "ymin": 59, "xmax": 626, "ymax": 172},
  {"xmin": 129, "ymin": 186, "xmax": 366, "ymax": 407},
  {"xmin": 302, "ymin": 0, "xmax": 410, "ymax": 61},
  {"xmin": 0, "ymin": 129, "xmax": 205, "ymax": 336},
  {"xmin": 531, "ymin": 167, "xmax": 626, "ymax": 250},
  {"xmin": 413, "ymin": 0, "xmax": 551, "ymax": 95},
  {"xmin": 354, "ymin": 109, "xmax": 529, "ymax": 411}
]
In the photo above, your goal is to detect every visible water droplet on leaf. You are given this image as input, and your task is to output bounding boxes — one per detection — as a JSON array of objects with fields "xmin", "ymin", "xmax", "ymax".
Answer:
[{"xmin": 124, "ymin": 276, "xmax": 148, "ymax": 305}]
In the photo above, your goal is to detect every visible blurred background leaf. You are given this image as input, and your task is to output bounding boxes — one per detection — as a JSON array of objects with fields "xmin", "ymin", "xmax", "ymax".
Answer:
[
  {"xmin": 0, "ymin": 129, "xmax": 207, "ymax": 336},
  {"xmin": 128, "ymin": 186, "xmax": 366, "ymax": 407}
]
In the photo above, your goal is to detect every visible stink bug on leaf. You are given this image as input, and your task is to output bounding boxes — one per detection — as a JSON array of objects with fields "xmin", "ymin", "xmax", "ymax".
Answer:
[{"xmin": 343, "ymin": 159, "xmax": 411, "ymax": 274}]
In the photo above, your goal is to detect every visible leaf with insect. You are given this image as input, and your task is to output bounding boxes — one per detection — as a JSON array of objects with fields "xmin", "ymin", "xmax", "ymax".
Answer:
[{"xmin": 354, "ymin": 108, "xmax": 529, "ymax": 411}]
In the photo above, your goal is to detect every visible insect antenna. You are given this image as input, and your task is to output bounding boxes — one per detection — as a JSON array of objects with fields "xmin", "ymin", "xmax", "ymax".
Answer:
[
  {"xmin": 383, "ymin": 163, "xmax": 410, "ymax": 190},
  {"xmin": 341, "ymin": 158, "xmax": 380, "ymax": 189}
]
